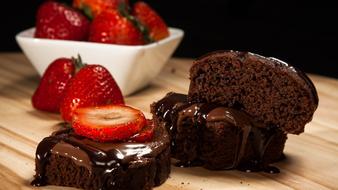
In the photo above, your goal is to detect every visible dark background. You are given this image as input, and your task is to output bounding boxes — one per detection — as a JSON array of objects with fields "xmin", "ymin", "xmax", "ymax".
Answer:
[{"xmin": 2, "ymin": 0, "xmax": 338, "ymax": 78}]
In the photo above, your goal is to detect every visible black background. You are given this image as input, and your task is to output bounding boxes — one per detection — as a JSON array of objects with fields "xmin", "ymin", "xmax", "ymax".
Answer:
[{"xmin": 2, "ymin": 0, "xmax": 338, "ymax": 78}]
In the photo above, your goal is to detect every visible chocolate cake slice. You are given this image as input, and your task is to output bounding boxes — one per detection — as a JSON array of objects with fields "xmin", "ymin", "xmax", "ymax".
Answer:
[
  {"xmin": 151, "ymin": 93, "xmax": 286, "ymax": 172},
  {"xmin": 31, "ymin": 123, "xmax": 170, "ymax": 190},
  {"xmin": 188, "ymin": 50, "xmax": 318, "ymax": 134},
  {"xmin": 150, "ymin": 50, "xmax": 318, "ymax": 172}
]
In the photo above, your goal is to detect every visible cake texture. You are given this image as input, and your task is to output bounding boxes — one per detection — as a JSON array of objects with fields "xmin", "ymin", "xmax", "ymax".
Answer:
[
  {"xmin": 151, "ymin": 93, "xmax": 286, "ymax": 171},
  {"xmin": 31, "ymin": 123, "xmax": 170, "ymax": 190},
  {"xmin": 150, "ymin": 50, "xmax": 318, "ymax": 172},
  {"xmin": 188, "ymin": 50, "xmax": 318, "ymax": 134}
]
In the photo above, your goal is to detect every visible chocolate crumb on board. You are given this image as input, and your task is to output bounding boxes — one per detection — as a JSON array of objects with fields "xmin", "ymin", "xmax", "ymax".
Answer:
[{"xmin": 171, "ymin": 68, "xmax": 176, "ymax": 73}]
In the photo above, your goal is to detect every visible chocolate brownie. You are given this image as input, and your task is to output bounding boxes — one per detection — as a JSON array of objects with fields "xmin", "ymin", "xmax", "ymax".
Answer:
[
  {"xmin": 188, "ymin": 50, "xmax": 318, "ymax": 134},
  {"xmin": 31, "ymin": 123, "xmax": 170, "ymax": 190},
  {"xmin": 151, "ymin": 93, "xmax": 286, "ymax": 172}
]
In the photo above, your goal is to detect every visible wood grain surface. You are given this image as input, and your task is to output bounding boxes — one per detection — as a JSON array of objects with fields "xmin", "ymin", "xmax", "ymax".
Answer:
[{"xmin": 0, "ymin": 53, "xmax": 337, "ymax": 190}]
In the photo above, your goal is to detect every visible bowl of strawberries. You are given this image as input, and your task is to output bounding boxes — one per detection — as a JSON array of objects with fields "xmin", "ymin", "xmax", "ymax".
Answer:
[{"xmin": 16, "ymin": 0, "xmax": 184, "ymax": 95}]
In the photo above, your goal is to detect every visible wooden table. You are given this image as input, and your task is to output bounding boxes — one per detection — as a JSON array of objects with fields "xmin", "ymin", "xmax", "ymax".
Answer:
[{"xmin": 0, "ymin": 53, "xmax": 337, "ymax": 190}]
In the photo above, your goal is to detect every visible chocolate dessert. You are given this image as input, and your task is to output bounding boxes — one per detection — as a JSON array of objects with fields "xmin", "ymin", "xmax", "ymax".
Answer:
[
  {"xmin": 151, "ymin": 51, "xmax": 318, "ymax": 172},
  {"xmin": 151, "ymin": 93, "xmax": 286, "ymax": 172},
  {"xmin": 189, "ymin": 50, "xmax": 318, "ymax": 134},
  {"xmin": 31, "ymin": 123, "xmax": 170, "ymax": 190}
]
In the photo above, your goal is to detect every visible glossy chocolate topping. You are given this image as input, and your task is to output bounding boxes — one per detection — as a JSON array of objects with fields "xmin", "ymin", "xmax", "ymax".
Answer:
[
  {"xmin": 51, "ymin": 142, "xmax": 91, "ymax": 170},
  {"xmin": 153, "ymin": 92, "xmax": 282, "ymax": 173},
  {"xmin": 154, "ymin": 92, "xmax": 187, "ymax": 123},
  {"xmin": 31, "ymin": 123, "xmax": 170, "ymax": 187}
]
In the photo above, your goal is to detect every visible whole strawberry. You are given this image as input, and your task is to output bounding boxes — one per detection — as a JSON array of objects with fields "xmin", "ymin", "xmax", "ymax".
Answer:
[
  {"xmin": 132, "ymin": 1, "xmax": 169, "ymax": 41},
  {"xmin": 60, "ymin": 63, "xmax": 124, "ymax": 122},
  {"xmin": 32, "ymin": 58, "xmax": 75, "ymax": 112},
  {"xmin": 73, "ymin": 0, "xmax": 129, "ymax": 18},
  {"xmin": 89, "ymin": 10, "xmax": 144, "ymax": 45},
  {"xmin": 35, "ymin": 1, "xmax": 90, "ymax": 41}
]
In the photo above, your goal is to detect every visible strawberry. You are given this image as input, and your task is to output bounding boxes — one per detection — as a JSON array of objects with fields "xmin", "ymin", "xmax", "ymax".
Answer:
[
  {"xmin": 132, "ymin": 1, "xmax": 169, "ymax": 41},
  {"xmin": 73, "ymin": 0, "xmax": 129, "ymax": 18},
  {"xmin": 35, "ymin": 1, "xmax": 90, "ymax": 41},
  {"xmin": 88, "ymin": 10, "xmax": 144, "ymax": 45},
  {"xmin": 129, "ymin": 119, "xmax": 154, "ymax": 142},
  {"xmin": 72, "ymin": 105, "xmax": 146, "ymax": 142},
  {"xmin": 32, "ymin": 58, "xmax": 75, "ymax": 112},
  {"xmin": 60, "ymin": 64, "xmax": 124, "ymax": 122}
]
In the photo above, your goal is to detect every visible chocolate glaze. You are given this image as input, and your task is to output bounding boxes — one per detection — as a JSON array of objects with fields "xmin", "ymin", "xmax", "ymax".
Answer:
[
  {"xmin": 153, "ymin": 93, "xmax": 192, "ymax": 153},
  {"xmin": 153, "ymin": 92, "xmax": 282, "ymax": 173},
  {"xmin": 154, "ymin": 92, "xmax": 187, "ymax": 124},
  {"xmin": 31, "ymin": 122, "xmax": 170, "ymax": 187},
  {"xmin": 31, "ymin": 136, "xmax": 60, "ymax": 186},
  {"xmin": 237, "ymin": 125, "xmax": 280, "ymax": 173},
  {"xmin": 206, "ymin": 107, "xmax": 253, "ymax": 169},
  {"xmin": 51, "ymin": 142, "xmax": 91, "ymax": 170}
]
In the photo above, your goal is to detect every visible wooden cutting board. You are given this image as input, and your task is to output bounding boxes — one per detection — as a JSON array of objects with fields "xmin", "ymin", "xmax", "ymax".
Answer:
[{"xmin": 0, "ymin": 53, "xmax": 337, "ymax": 190}]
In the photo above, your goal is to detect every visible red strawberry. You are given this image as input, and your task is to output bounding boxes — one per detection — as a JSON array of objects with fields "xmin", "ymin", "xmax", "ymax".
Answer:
[
  {"xmin": 35, "ymin": 1, "xmax": 90, "ymax": 41},
  {"xmin": 132, "ymin": 1, "xmax": 169, "ymax": 41},
  {"xmin": 88, "ymin": 10, "xmax": 144, "ymax": 45},
  {"xmin": 73, "ymin": 0, "xmax": 129, "ymax": 18},
  {"xmin": 129, "ymin": 119, "xmax": 154, "ymax": 142},
  {"xmin": 32, "ymin": 58, "xmax": 75, "ymax": 112},
  {"xmin": 72, "ymin": 105, "xmax": 146, "ymax": 142},
  {"xmin": 60, "ymin": 64, "xmax": 124, "ymax": 122}
]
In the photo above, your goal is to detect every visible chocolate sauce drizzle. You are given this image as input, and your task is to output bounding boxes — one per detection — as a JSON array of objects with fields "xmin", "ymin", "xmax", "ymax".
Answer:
[
  {"xmin": 31, "ymin": 136, "xmax": 61, "ymax": 186},
  {"xmin": 154, "ymin": 92, "xmax": 282, "ymax": 173},
  {"xmin": 154, "ymin": 93, "xmax": 191, "ymax": 153},
  {"xmin": 31, "ymin": 123, "xmax": 169, "ymax": 188}
]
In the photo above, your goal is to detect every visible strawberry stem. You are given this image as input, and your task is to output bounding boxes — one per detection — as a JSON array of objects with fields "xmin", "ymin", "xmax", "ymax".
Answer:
[
  {"xmin": 72, "ymin": 54, "xmax": 86, "ymax": 73},
  {"xmin": 81, "ymin": 4, "xmax": 94, "ymax": 20},
  {"xmin": 118, "ymin": 3, "xmax": 154, "ymax": 44}
]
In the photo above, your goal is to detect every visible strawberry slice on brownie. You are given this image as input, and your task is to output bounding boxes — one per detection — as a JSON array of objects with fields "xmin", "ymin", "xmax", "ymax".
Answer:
[{"xmin": 72, "ymin": 105, "xmax": 147, "ymax": 142}]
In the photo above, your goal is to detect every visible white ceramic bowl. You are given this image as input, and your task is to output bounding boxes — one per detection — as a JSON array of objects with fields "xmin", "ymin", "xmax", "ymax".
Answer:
[{"xmin": 16, "ymin": 27, "xmax": 184, "ymax": 96}]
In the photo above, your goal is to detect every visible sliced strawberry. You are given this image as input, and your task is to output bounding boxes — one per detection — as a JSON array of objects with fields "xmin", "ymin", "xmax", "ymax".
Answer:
[
  {"xmin": 72, "ymin": 105, "xmax": 146, "ymax": 142},
  {"xmin": 129, "ymin": 119, "xmax": 154, "ymax": 142}
]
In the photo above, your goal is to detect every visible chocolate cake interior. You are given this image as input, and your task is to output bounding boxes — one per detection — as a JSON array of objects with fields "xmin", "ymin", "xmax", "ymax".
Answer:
[{"xmin": 188, "ymin": 51, "xmax": 318, "ymax": 134}]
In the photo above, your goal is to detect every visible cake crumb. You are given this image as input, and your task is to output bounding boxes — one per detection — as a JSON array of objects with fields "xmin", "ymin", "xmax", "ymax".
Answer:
[
  {"xmin": 240, "ymin": 181, "xmax": 243, "ymax": 184},
  {"xmin": 181, "ymin": 182, "xmax": 184, "ymax": 185},
  {"xmin": 171, "ymin": 68, "xmax": 176, "ymax": 73}
]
